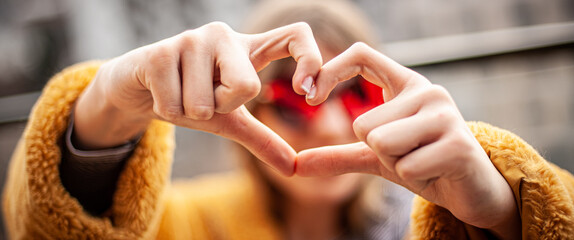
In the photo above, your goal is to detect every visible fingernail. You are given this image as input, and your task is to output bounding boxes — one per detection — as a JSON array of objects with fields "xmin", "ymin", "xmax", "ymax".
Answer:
[
  {"xmin": 302, "ymin": 76, "xmax": 313, "ymax": 94},
  {"xmin": 307, "ymin": 85, "xmax": 317, "ymax": 100}
]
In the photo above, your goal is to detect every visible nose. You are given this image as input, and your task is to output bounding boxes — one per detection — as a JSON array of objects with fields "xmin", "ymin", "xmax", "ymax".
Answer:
[{"xmin": 308, "ymin": 99, "xmax": 356, "ymax": 145}]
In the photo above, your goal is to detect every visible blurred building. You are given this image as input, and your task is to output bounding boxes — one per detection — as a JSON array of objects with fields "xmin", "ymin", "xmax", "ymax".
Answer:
[{"xmin": 1, "ymin": 0, "xmax": 573, "ymax": 238}]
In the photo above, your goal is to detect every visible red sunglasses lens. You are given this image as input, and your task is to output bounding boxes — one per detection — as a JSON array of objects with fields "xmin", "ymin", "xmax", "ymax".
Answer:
[
  {"xmin": 340, "ymin": 78, "xmax": 384, "ymax": 119},
  {"xmin": 266, "ymin": 77, "xmax": 383, "ymax": 123},
  {"xmin": 268, "ymin": 80, "xmax": 319, "ymax": 120}
]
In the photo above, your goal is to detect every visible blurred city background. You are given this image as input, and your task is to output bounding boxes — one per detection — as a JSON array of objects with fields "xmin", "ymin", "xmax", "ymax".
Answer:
[{"xmin": 1, "ymin": 0, "xmax": 573, "ymax": 238}]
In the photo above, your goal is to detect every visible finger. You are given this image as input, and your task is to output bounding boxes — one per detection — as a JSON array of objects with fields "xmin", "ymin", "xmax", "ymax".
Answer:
[
  {"xmin": 181, "ymin": 47, "xmax": 215, "ymax": 120},
  {"xmin": 390, "ymin": 137, "xmax": 469, "ymax": 193},
  {"xmin": 296, "ymin": 142, "xmax": 405, "ymax": 184},
  {"xmin": 296, "ymin": 142, "xmax": 380, "ymax": 176},
  {"xmin": 394, "ymin": 125, "xmax": 481, "ymax": 181},
  {"xmin": 214, "ymin": 106, "xmax": 296, "ymax": 176},
  {"xmin": 248, "ymin": 22, "xmax": 323, "ymax": 95},
  {"xmin": 364, "ymin": 112, "xmax": 446, "ymax": 172},
  {"xmin": 213, "ymin": 42, "xmax": 261, "ymax": 114},
  {"xmin": 352, "ymin": 90, "xmax": 422, "ymax": 142},
  {"xmin": 395, "ymin": 142, "xmax": 448, "ymax": 181},
  {"xmin": 309, "ymin": 42, "xmax": 429, "ymax": 106},
  {"xmin": 354, "ymin": 85, "xmax": 456, "ymax": 142},
  {"xmin": 169, "ymin": 106, "xmax": 296, "ymax": 176},
  {"xmin": 145, "ymin": 50, "xmax": 184, "ymax": 121}
]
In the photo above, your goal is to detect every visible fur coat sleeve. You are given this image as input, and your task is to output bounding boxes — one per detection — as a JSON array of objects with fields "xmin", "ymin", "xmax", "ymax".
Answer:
[
  {"xmin": 3, "ymin": 62, "xmax": 177, "ymax": 239},
  {"xmin": 409, "ymin": 122, "xmax": 574, "ymax": 239},
  {"xmin": 3, "ymin": 62, "xmax": 574, "ymax": 239}
]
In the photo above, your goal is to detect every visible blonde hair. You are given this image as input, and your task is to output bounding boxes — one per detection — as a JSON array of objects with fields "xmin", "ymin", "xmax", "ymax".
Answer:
[
  {"xmin": 243, "ymin": 0, "xmax": 377, "ymax": 45},
  {"xmin": 243, "ymin": 0, "xmax": 378, "ymax": 86}
]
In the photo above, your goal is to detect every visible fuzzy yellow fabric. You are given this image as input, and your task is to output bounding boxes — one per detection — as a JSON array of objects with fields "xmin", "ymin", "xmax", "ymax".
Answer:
[
  {"xmin": 3, "ymin": 62, "xmax": 574, "ymax": 239},
  {"xmin": 410, "ymin": 122, "xmax": 574, "ymax": 239},
  {"xmin": 2, "ymin": 61, "xmax": 176, "ymax": 239}
]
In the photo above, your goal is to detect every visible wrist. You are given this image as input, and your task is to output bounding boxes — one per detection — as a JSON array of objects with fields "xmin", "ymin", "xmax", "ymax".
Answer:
[
  {"xmin": 74, "ymin": 73, "xmax": 150, "ymax": 150},
  {"xmin": 485, "ymin": 205, "xmax": 521, "ymax": 240},
  {"xmin": 482, "ymin": 179, "xmax": 521, "ymax": 240}
]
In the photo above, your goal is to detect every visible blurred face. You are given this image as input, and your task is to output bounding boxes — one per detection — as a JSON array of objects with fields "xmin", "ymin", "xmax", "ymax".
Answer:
[{"xmin": 254, "ymin": 44, "xmax": 383, "ymax": 206}]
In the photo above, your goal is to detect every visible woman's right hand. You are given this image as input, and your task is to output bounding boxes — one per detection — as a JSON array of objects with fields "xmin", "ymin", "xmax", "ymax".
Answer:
[{"xmin": 73, "ymin": 22, "xmax": 322, "ymax": 176}]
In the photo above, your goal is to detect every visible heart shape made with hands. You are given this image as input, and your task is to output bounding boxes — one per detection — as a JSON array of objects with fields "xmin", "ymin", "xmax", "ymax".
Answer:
[
  {"xmin": 206, "ymin": 42, "xmax": 519, "ymax": 235},
  {"xmin": 124, "ymin": 24, "xmax": 409, "ymax": 179},
  {"xmin": 216, "ymin": 43, "xmax": 425, "ymax": 179},
  {"xmin": 213, "ymin": 89, "xmax": 378, "ymax": 178}
]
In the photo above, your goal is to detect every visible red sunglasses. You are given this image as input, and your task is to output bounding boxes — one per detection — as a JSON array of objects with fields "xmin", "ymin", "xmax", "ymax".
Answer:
[{"xmin": 264, "ymin": 77, "xmax": 384, "ymax": 126}]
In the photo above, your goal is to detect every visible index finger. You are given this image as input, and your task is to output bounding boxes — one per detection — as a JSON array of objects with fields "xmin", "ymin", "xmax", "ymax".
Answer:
[
  {"xmin": 247, "ymin": 22, "xmax": 323, "ymax": 95},
  {"xmin": 171, "ymin": 106, "xmax": 296, "ymax": 176},
  {"xmin": 223, "ymin": 107, "xmax": 297, "ymax": 176},
  {"xmin": 307, "ymin": 42, "xmax": 429, "ymax": 106}
]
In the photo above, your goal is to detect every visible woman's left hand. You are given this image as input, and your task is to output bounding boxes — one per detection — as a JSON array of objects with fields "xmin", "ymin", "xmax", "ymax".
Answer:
[{"xmin": 296, "ymin": 43, "xmax": 520, "ymax": 239}]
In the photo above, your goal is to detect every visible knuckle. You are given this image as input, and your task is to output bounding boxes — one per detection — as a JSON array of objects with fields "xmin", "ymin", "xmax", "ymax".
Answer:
[
  {"xmin": 290, "ymin": 22, "xmax": 313, "ymax": 35},
  {"xmin": 179, "ymin": 29, "xmax": 200, "ymax": 47},
  {"xmin": 429, "ymin": 84, "xmax": 449, "ymax": 97},
  {"xmin": 235, "ymin": 79, "xmax": 262, "ymax": 100},
  {"xmin": 205, "ymin": 21, "xmax": 232, "ymax": 31},
  {"xmin": 347, "ymin": 42, "xmax": 372, "ymax": 73},
  {"xmin": 204, "ymin": 22, "xmax": 235, "ymax": 40},
  {"xmin": 180, "ymin": 29, "xmax": 196, "ymax": 39},
  {"xmin": 352, "ymin": 116, "xmax": 368, "ymax": 139},
  {"xmin": 255, "ymin": 134, "xmax": 274, "ymax": 158},
  {"xmin": 429, "ymin": 106, "xmax": 457, "ymax": 125},
  {"xmin": 440, "ymin": 136, "xmax": 471, "ymax": 172},
  {"xmin": 284, "ymin": 22, "xmax": 314, "ymax": 56},
  {"xmin": 396, "ymin": 165, "xmax": 416, "ymax": 180},
  {"xmin": 185, "ymin": 104, "xmax": 214, "ymax": 120},
  {"xmin": 147, "ymin": 46, "xmax": 174, "ymax": 67},
  {"xmin": 366, "ymin": 131, "xmax": 391, "ymax": 155},
  {"xmin": 445, "ymin": 132, "xmax": 473, "ymax": 153},
  {"xmin": 155, "ymin": 104, "xmax": 182, "ymax": 121},
  {"xmin": 349, "ymin": 42, "xmax": 371, "ymax": 56},
  {"xmin": 423, "ymin": 84, "xmax": 453, "ymax": 102}
]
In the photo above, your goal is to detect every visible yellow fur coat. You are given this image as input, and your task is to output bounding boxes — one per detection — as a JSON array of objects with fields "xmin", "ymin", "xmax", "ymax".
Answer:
[{"xmin": 3, "ymin": 62, "xmax": 574, "ymax": 239}]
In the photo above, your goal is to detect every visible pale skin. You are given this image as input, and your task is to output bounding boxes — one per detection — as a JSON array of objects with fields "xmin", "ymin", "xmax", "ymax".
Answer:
[
  {"xmin": 75, "ymin": 22, "xmax": 323, "ymax": 176},
  {"xmin": 297, "ymin": 43, "xmax": 522, "ymax": 239},
  {"xmin": 74, "ymin": 22, "xmax": 520, "ymax": 239},
  {"xmin": 255, "ymin": 45, "xmax": 365, "ymax": 240}
]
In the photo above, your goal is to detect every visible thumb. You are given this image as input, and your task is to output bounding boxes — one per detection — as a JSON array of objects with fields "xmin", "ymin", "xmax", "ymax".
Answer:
[
  {"xmin": 296, "ymin": 142, "xmax": 379, "ymax": 176},
  {"xmin": 217, "ymin": 106, "xmax": 296, "ymax": 176},
  {"xmin": 296, "ymin": 142, "xmax": 403, "ymax": 184}
]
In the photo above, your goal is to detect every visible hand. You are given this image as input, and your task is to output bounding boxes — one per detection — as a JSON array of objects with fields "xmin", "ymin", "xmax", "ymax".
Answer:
[
  {"xmin": 296, "ymin": 43, "xmax": 520, "ymax": 239},
  {"xmin": 74, "ymin": 22, "xmax": 322, "ymax": 176}
]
